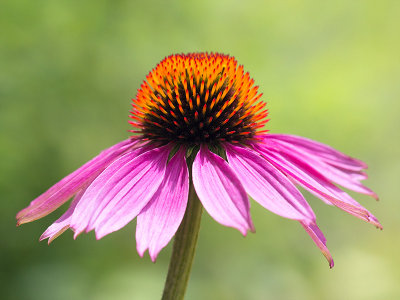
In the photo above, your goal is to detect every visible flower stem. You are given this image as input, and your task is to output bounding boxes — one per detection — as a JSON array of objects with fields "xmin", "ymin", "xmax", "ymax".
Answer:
[{"xmin": 161, "ymin": 178, "xmax": 203, "ymax": 300}]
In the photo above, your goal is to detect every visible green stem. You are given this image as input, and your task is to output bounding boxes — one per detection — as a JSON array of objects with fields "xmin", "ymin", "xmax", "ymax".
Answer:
[{"xmin": 161, "ymin": 179, "xmax": 203, "ymax": 300}]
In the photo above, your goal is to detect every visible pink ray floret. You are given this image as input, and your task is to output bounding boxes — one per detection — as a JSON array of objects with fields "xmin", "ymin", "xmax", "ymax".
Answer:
[
  {"xmin": 192, "ymin": 144, "xmax": 255, "ymax": 235},
  {"xmin": 136, "ymin": 147, "xmax": 189, "ymax": 261}
]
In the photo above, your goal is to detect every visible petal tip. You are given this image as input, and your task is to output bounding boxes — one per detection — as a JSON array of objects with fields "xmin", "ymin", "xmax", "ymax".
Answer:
[
  {"xmin": 94, "ymin": 231, "xmax": 105, "ymax": 240},
  {"xmin": 149, "ymin": 251, "xmax": 159, "ymax": 263},
  {"xmin": 329, "ymin": 259, "xmax": 335, "ymax": 269},
  {"xmin": 136, "ymin": 243, "xmax": 147, "ymax": 258},
  {"xmin": 321, "ymin": 245, "xmax": 335, "ymax": 269},
  {"xmin": 368, "ymin": 215, "xmax": 382, "ymax": 230},
  {"xmin": 16, "ymin": 215, "xmax": 29, "ymax": 227},
  {"xmin": 249, "ymin": 220, "xmax": 256, "ymax": 234},
  {"xmin": 73, "ymin": 230, "xmax": 83, "ymax": 240},
  {"xmin": 240, "ymin": 229, "xmax": 248, "ymax": 236}
]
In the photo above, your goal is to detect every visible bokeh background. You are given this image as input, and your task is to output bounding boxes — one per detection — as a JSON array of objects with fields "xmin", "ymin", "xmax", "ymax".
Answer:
[{"xmin": 1, "ymin": 0, "xmax": 399, "ymax": 299}]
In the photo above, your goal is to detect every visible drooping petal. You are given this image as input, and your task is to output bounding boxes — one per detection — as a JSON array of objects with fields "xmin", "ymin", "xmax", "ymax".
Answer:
[
  {"xmin": 39, "ymin": 187, "xmax": 86, "ymax": 243},
  {"xmin": 225, "ymin": 144, "xmax": 315, "ymax": 223},
  {"xmin": 265, "ymin": 148, "xmax": 381, "ymax": 227},
  {"xmin": 300, "ymin": 221, "xmax": 334, "ymax": 268},
  {"xmin": 69, "ymin": 148, "xmax": 144, "ymax": 235},
  {"xmin": 265, "ymin": 138, "xmax": 378, "ymax": 199},
  {"xmin": 265, "ymin": 134, "xmax": 367, "ymax": 171},
  {"xmin": 17, "ymin": 139, "xmax": 138, "ymax": 225},
  {"xmin": 192, "ymin": 145, "xmax": 254, "ymax": 235},
  {"xmin": 71, "ymin": 145, "xmax": 171, "ymax": 239},
  {"xmin": 255, "ymin": 144, "xmax": 382, "ymax": 229},
  {"xmin": 136, "ymin": 147, "xmax": 189, "ymax": 261}
]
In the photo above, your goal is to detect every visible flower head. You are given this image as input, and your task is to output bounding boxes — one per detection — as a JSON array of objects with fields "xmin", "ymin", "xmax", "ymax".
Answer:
[
  {"xmin": 17, "ymin": 53, "xmax": 380, "ymax": 267},
  {"xmin": 130, "ymin": 53, "xmax": 268, "ymax": 145}
]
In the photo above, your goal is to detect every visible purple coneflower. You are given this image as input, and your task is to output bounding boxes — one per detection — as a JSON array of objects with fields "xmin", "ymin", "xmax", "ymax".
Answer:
[{"xmin": 17, "ymin": 53, "xmax": 380, "ymax": 272}]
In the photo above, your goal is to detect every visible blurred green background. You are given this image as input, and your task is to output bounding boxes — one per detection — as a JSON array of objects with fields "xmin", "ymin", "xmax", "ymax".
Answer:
[{"xmin": 1, "ymin": 0, "xmax": 399, "ymax": 299}]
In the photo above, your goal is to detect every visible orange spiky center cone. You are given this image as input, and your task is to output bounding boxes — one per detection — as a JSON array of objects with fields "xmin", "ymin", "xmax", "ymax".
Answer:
[{"xmin": 129, "ymin": 53, "xmax": 269, "ymax": 146}]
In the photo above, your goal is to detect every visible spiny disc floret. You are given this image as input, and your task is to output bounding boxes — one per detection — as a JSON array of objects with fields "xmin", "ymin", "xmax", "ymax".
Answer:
[{"xmin": 130, "ymin": 53, "xmax": 269, "ymax": 145}]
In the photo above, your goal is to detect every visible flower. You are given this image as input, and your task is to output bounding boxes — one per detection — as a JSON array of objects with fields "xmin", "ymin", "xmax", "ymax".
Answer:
[{"xmin": 17, "ymin": 53, "xmax": 380, "ymax": 267}]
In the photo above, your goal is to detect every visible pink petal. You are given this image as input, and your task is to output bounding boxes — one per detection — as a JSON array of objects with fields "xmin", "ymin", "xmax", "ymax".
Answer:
[
  {"xmin": 265, "ymin": 138, "xmax": 378, "ymax": 199},
  {"xmin": 39, "ymin": 187, "xmax": 86, "ymax": 243},
  {"xmin": 136, "ymin": 147, "xmax": 189, "ymax": 262},
  {"xmin": 300, "ymin": 221, "xmax": 334, "ymax": 268},
  {"xmin": 225, "ymin": 144, "xmax": 315, "ymax": 223},
  {"xmin": 192, "ymin": 145, "xmax": 254, "ymax": 235},
  {"xmin": 69, "ymin": 148, "xmax": 144, "ymax": 235},
  {"xmin": 266, "ymin": 134, "xmax": 367, "ymax": 171},
  {"xmin": 17, "ymin": 139, "xmax": 138, "ymax": 225},
  {"xmin": 71, "ymin": 145, "xmax": 171, "ymax": 239},
  {"xmin": 255, "ymin": 144, "xmax": 382, "ymax": 229}
]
